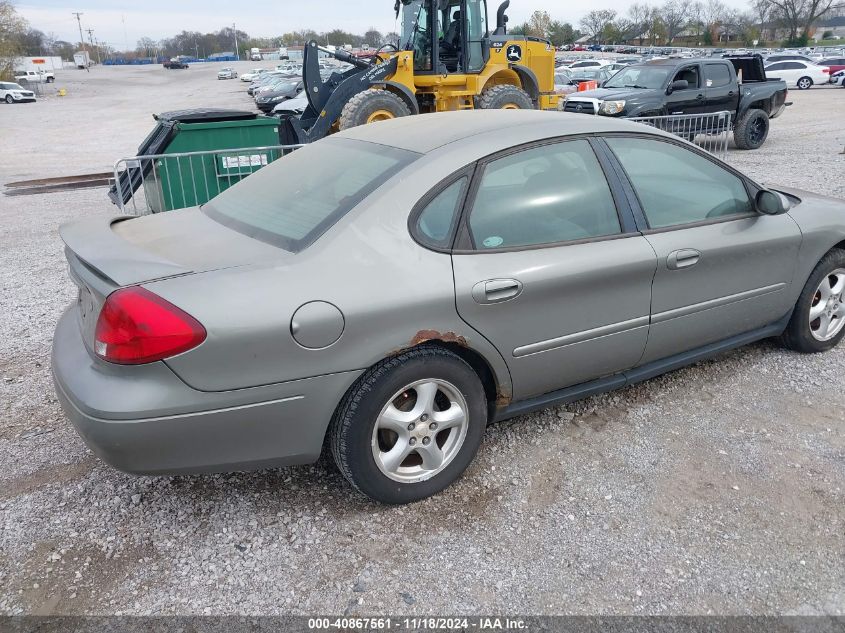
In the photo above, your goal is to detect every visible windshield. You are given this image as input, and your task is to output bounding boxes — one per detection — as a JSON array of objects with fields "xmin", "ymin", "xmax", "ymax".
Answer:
[
  {"xmin": 6, "ymin": 83, "xmax": 25, "ymax": 90},
  {"xmin": 204, "ymin": 138, "xmax": 417, "ymax": 252},
  {"xmin": 604, "ymin": 65, "xmax": 672, "ymax": 89}
]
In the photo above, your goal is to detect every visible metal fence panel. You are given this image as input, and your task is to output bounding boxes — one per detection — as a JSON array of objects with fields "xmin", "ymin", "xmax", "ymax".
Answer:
[
  {"xmin": 627, "ymin": 111, "xmax": 732, "ymax": 160},
  {"xmin": 111, "ymin": 144, "xmax": 302, "ymax": 215}
]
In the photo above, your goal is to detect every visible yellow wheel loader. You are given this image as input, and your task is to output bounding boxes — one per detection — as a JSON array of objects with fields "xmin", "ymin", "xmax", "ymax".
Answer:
[{"xmin": 283, "ymin": 0, "xmax": 561, "ymax": 144}]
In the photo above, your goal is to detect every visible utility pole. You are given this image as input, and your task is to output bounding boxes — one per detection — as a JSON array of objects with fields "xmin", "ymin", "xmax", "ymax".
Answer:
[
  {"xmin": 233, "ymin": 23, "xmax": 240, "ymax": 60},
  {"xmin": 72, "ymin": 12, "xmax": 85, "ymax": 51},
  {"xmin": 86, "ymin": 28, "xmax": 101, "ymax": 64}
]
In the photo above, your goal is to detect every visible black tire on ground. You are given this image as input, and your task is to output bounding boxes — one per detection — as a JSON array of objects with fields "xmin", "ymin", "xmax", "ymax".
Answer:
[
  {"xmin": 5, "ymin": 95, "xmax": 13, "ymax": 104},
  {"xmin": 46, "ymin": 77, "xmax": 54, "ymax": 83},
  {"xmin": 329, "ymin": 346, "xmax": 488, "ymax": 504},
  {"xmin": 733, "ymin": 108, "xmax": 770, "ymax": 150},
  {"xmin": 476, "ymin": 84, "xmax": 535, "ymax": 110},
  {"xmin": 780, "ymin": 248, "xmax": 845, "ymax": 353},
  {"xmin": 797, "ymin": 76, "xmax": 813, "ymax": 90},
  {"xmin": 339, "ymin": 88, "xmax": 411, "ymax": 131}
]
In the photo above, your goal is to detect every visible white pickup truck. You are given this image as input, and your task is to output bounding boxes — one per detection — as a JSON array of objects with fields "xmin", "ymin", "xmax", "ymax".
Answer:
[{"xmin": 14, "ymin": 69, "xmax": 55, "ymax": 84}]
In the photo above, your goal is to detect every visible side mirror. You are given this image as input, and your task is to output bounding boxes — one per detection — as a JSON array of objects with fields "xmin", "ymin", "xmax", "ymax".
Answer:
[
  {"xmin": 667, "ymin": 79, "xmax": 688, "ymax": 94},
  {"xmin": 756, "ymin": 189, "xmax": 788, "ymax": 215}
]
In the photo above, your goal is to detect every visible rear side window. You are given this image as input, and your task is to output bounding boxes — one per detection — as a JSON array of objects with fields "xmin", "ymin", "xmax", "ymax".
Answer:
[
  {"xmin": 607, "ymin": 137, "xmax": 752, "ymax": 229},
  {"xmin": 205, "ymin": 138, "xmax": 416, "ymax": 252},
  {"xmin": 467, "ymin": 140, "xmax": 621, "ymax": 249},
  {"xmin": 766, "ymin": 62, "xmax": 786, "ymax": 71},
  {"xmin": 784, "ymin": 62, "xmax": 805, "ymax": 70},
  {"xmin": 415, "ymin": 177, "xmax": 467, "ymax": 248},
  {"xmin": 704, "ymin": 64, "xmax": 731, "ymax": 87}
]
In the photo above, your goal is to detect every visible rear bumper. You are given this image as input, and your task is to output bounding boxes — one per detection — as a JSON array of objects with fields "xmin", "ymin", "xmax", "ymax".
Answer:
[{"xmin": 52, "ymin": 307, "xmax": 362, "ymax": 475}]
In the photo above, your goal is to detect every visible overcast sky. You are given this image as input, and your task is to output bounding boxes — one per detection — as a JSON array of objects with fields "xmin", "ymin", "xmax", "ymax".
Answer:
[{"xmin": 17, "ymin": 0, "xmax": 753, "ymax": 49}]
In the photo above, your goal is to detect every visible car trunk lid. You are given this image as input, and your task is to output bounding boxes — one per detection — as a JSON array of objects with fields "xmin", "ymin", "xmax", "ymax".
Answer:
[{"xmin": 60, "ymin": 208, "xmax": 289, "ymax": 352}]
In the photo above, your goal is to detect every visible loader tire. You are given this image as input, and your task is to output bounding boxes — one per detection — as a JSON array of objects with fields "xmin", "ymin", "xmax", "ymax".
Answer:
[
  {"xmin": 340, "ymin": 89, "xmax": 411, "ymax": 131},
  {"xmin": 476, "ymin": 84, "xmax": 534, "ymax": 110}
]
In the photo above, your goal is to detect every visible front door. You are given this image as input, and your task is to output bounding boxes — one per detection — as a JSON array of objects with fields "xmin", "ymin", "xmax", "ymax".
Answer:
[
  {"xmin": 603, "ymin": 135, "xmax": 802, "ymax": 364},
  {"xmin": 665, "ymin": 63, "xmax": 706, "ymax": 115},
  {"xmin": 450, "ymin": 138, "xmax": 657, "ymax": 400}
]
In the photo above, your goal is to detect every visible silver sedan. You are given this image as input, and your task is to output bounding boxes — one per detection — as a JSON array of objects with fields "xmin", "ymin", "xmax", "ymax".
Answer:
[{"xmin": 53, "ymin": 110, "xmax": 845, "ymax": 504}]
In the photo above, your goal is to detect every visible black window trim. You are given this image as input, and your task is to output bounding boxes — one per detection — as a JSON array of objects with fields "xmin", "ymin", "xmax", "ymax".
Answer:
[
  {"xmin": 599, "ymin": 132, "xmax": 761, "ymax": 235},
  {"xmin": 450, "ymin": 134, "xmax": 640, "ymax": 255},
  {"xmin": 407, "ymin": 164, "xmax": 477, "ymax": 253}
]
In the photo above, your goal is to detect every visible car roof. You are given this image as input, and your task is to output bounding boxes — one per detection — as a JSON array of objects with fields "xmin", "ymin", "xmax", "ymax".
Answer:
[{"xmin": 337, "ymin": 110, "xmax": 672, "ymax": 154}]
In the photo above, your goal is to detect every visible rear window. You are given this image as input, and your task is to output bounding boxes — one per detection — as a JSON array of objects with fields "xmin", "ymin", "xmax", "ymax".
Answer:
[{"xmin": 204, "ymin": 138, "xmax": 416, "ymax": 252}]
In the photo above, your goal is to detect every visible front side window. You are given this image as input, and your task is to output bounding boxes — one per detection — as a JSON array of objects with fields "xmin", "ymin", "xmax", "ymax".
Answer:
[
  {"xmin": 672, "ymin": 65, "xmax": 700, "ymax": 89},
  {"xmin": 606, "ymin": 137, "xmax": 752, "ymax": 229},
  {"xmin": 205, "ymin": 138, "xmax": 417, "ymax": 252},
  {"xmin": 468, "ymin": 140, "xmax": 621, "ymax": 249}
]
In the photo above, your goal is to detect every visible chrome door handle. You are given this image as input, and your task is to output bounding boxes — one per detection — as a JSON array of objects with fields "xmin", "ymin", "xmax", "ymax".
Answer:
[
  {"xmin": 667, "ymin": 249, "xmax": 701, "ymax": 270},
  {"xmin": 471, "ymin": 278, "xmax": 523, "ymax": 304}
]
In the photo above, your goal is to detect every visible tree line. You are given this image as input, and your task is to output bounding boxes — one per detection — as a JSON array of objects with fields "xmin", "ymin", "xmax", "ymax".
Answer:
[{"xmin": 513, "ymin": 0, "xmax": 842, "ymax": 48}]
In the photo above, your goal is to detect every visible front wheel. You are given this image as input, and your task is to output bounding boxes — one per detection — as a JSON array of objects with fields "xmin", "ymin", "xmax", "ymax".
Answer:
[
  {"xmin": 329, "ymin": 346, "xmax": 487, "ymax": 504},
  {"xmin": 781, "ymin": 249, "xmax": 845, "ymax": 353},
  {"xmin": 5, "ymin": 95, "xmax": 13, "ymax": 104},
  {"xmin": 476, "ymin": 84, "xmax": 534, "ymax": 110},
  {"xmin": 339, "ymin": 89, "xmax": 411, "ymax": 131},
  {"xmin": 797, "ymin": 76, "xmax": 813, "ymax": 90},
  {"xmin": 46, "ymin": 77, "xmax": 54, "ymax": 83}
]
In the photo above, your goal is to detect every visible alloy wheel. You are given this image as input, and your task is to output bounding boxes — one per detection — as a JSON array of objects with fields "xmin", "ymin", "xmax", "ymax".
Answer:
[
  {"xmin": 809, "ymin": 268, "xmax": 845, "ymax": 341},
  {"xmin": 371, "ymin": 379, "xmax": 469, "ymax": 483}
]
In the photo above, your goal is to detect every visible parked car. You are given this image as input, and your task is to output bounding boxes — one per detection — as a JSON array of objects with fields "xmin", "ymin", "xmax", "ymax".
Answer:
[
  {"xmin": 553, "ymin": 71, "xmax": 578, "ymax": 97},
  {"xmin": 255, "ymin": 80, "xmax": 303, "ymax": 113},
  {"xmin": 53, "ymin": 110, "xmax": 845, "ymax": 504},
  {"xmin": 164, "ymin": 59, "xmax": 189, "ymax": 69},
  {"xmin": 764, "ymin": 60, "xmax": 830, "ymax": 89},
  {"xmin": 14, "ymin": 69, "xmax": 54, "ymax": 83},
  {"xmin": 565, "ymin": 59, "xmax": 612, "ymax": 70},
  {"xmin": 217, "ymin": 67, "xmax": 238, "ymax": 80},
  {"xmin": 240, "ymin": 68, "xmax": 268, "ymax": 82},
  {"xmin": 565, "ymin": 56, "xmax": 789, "ymax": 150},
  {"xmin": 568, "ymin": 68, "xmax": 613, "ymax": 86},
  {"xmin": 831, "ymin": 69, "xmax": 845, "ymax": 86},
  {"xmin": 819, "ymin": 56, "xmax": 845, "ymax": 78},
  {"xmin": 272, "ymin": 91, "xmax": 309, "ymax": 118},
  {"xmin": 763, "ymin": 53, "xmax": 815, "ymax": 64},
  {"xmin": 0, "ymin": 81, "xmax": 36, "ymax": 104}
]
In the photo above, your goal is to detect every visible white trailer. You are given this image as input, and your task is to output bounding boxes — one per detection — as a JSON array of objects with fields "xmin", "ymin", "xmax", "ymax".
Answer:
[{"xmin": 73, "ymin": 51, "xmax": 91, "ymax": 69}]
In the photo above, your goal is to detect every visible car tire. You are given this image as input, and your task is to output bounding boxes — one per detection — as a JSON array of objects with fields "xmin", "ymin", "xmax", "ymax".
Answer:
[
  {"xmin": 329, "ymin": 346, "xmax": 488, "ymax": 504},
  {"xmin": 780, "ymin": 249, "xmax": 845, "ymax": 353},
  {"xmin": 5, "ymin": 95, "xmax": 13, "ymax": 104},
  {"xmin": 339, "ymin": 89, "xmax": 411, "ymax": 131},
  {"xmin": 797, "ymin": 76, "xmax": 812, "ymax": 90},
  {"xmin": 733, "ymin": 108, "xmax": 769, "ymax": 150},
  {"xmin": 47, "ymin": 77, "xmax": 54, "ymax": 83},
  {"xmin": 476, "ymin": 84, "xmax": 535, "ymax": 110}
]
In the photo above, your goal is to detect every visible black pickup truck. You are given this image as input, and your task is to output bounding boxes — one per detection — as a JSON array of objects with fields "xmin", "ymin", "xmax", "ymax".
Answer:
[{"xmin": 563, "ymin": 56, "xmax": 788, "ymax": 149}]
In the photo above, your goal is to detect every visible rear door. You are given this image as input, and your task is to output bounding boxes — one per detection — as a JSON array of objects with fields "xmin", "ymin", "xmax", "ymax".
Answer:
[
  {"xmin": 603, "ymin": 135, "xmax": 801, "ymax": 364},
  {"xmin": 703, "ymin": 62, "xmax": 739, "ymax": 113},
  {"xmin": 450, "ymin": 138, "xmax": 657, "ymax": 400}
]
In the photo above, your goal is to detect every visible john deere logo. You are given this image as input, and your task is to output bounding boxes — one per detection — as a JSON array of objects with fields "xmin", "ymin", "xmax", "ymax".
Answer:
[{"xmin": 506, "ymin": 45, "xmax": 522, "ymax": 62}]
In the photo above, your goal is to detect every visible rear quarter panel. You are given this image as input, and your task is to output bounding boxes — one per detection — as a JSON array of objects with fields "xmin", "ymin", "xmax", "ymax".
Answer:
[{"xmin": 148, "ymin": 150, "xmax": 514, "ymax": 396}]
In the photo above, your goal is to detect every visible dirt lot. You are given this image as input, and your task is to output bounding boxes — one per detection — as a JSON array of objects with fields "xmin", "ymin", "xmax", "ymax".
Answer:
[{"xmin": 0, "ymin": 63, "xmax": 843, "ymax": 616}]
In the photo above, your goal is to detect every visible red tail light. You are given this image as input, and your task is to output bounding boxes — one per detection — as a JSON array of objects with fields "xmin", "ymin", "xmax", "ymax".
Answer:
[
  {"xmin": 94, "ymin": 287, "xmax": 206, "ymax": 364},
  {"xmin": 822, "ymin": 67, "xmax": 830, "ymax": 74}
]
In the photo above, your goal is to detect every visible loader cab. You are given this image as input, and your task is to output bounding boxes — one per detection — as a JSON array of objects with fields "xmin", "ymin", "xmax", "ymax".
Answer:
[{"xmin": 399, "ymin": 0, "xmax": 490, "ymax": 74}]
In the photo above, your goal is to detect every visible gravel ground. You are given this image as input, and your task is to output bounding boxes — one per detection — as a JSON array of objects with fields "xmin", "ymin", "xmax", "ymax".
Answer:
[{"xmin": 0, "ymin": 65, "xmax": 843, "ymax": 616}]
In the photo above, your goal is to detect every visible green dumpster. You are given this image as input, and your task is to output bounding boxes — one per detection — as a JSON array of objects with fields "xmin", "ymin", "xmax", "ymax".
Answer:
[{"xmin": 110, "ymin": 109, "xmax": 284, "ymax": 213}]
